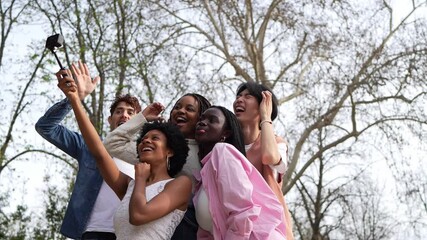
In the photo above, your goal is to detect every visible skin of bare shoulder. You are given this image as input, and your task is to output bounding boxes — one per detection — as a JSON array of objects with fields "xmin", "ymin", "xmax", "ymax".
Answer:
[{"xmin": 163, "ymin": 175, "xmax": 192, "ymax": 211}]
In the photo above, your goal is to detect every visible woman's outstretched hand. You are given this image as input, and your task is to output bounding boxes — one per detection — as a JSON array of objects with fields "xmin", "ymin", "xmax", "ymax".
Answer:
[{"xmin": 56, "ymin": 68, "xmax": 79, "ymax": 102}]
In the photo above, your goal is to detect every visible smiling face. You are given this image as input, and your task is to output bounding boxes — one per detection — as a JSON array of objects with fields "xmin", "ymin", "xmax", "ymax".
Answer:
[
  {"xmin": 137, "ymin": 129, "xmax": 170, "ymax": 164},
  {"xmin": 233, "ymin": 89, "xmax": 261, "ymax": 124},
  {"xmin": 170, "ymin": 95, "xmax": 200, "ymax": 139},
  {"xmin": 108, "ymin": 101, "xmax": 136, "ymax": 130},
  {"xmin": 195, "ymin": 108, "xmax": 228, "ymax": 144}
]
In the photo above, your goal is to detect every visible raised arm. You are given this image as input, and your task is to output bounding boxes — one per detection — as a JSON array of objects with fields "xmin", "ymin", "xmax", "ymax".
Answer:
[
  {"xmin": 35, "ymin": 99, "xmax": 88, "ymax": 160},
  {"xmin": 56, "ymin": 68, "xmax": 129, "ymax": 199},
  {"xmin": 35, "ymin": 60, "xmax": 99, "ymax": 160},
  {"xmin": 104, "ymin": 112, "xmax": 147, "ymax": 164},
  {"xmin": 129, "ymin": 162, "xmax": 191, "ymax": 225},
  {"xmin": 259, "ymin": 91, "xmax": 287, "ymax": 171},
  {"xmin": 104, "ymin": 102, "xmax": 164, "ymax": 164}
]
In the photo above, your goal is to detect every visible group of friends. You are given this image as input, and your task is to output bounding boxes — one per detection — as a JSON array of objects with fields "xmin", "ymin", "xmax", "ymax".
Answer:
[{"xmin": 35, "ymin": 60, "xmax": 294, "ymax": 240}]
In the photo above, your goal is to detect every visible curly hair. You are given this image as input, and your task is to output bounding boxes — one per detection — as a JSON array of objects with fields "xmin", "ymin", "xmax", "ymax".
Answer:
[
  {"xmin": 236, "ymin": 82, "xmax": 279, "ymax": 121},
  {"xmin": 169, "ymin": 93, "xmax": 211, "ymax": 120},
  {"xmin": 136, "ymin": 122, "xmax": 189, "ymax": 177},
  {"xmin": 109, "ymin": 94, "xmax": 142, "ymax": 115}
]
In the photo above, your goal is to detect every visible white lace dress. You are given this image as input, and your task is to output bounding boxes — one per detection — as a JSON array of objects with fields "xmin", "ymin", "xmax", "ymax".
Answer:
[{"xmin": 114, "ymin": 179, "xmax": 185, "ymax": 240}]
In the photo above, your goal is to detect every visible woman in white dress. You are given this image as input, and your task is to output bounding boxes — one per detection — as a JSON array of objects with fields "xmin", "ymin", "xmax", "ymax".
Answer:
[
  {"xmin": 57, "ymin": 69, "xmax": 192, "ymax": 239},
  {"xmin": 103, "ymin": 93, "xmax": 211, "ymax": 240}
]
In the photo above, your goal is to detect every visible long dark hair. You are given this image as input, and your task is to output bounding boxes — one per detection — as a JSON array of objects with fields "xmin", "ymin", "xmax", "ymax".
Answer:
[{"xmin": 211, "ymin": 106, "xmax": 246, "ymax": 156}]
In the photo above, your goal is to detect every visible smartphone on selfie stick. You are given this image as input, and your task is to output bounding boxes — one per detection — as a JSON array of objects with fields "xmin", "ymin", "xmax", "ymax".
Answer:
[{"xmin": 45, "ymin": 34, "xmax": 67, "ymax": 76}]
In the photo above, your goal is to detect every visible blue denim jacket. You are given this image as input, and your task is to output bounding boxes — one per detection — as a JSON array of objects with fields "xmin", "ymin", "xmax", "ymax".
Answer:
[{"xmin": 35, "ymin": 99, "xmax": 103, "ymax": 239}]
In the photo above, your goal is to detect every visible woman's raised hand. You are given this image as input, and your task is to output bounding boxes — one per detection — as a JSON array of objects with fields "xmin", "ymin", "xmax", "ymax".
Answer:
[
  {"xmin": 56, "ymin": 68, "xmax": 79, "ymax": 101},
  {"xmin": 259, "ymin": 91, "xmax": 273, "ymax": 121},
  {"xmin": 142, "ymin": 102, "xmax": 165, "ymax": 122}
]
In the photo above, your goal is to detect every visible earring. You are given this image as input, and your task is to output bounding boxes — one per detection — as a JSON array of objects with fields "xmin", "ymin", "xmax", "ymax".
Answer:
[
  {"xmin": 167, "ymin": 156, "xmax": 170, "ymax": 171},
  {"xmin": 220, "ymin": 136, "xmax": 226, "ymax": 142}
]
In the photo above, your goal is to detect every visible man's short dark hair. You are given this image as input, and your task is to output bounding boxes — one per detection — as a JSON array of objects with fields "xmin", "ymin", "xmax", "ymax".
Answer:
[
  {"xmin": 110, "ymin": 94, "xmax": 141, "ymax": 115},
  {"xmin": 236, "ymin": 82, "xmax": 279, "ymax": 121}
]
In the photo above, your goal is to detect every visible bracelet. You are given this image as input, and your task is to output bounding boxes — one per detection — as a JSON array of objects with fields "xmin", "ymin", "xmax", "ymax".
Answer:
[{"xmin": 259, "ymin": 120, "xmax": 272, "ymax": 128}]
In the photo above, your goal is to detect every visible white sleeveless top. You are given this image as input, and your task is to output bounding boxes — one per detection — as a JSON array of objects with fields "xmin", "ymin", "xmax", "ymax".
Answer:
[{"xmin": 113, "ymin": 179, "xmax": 185, "ymax": 240}]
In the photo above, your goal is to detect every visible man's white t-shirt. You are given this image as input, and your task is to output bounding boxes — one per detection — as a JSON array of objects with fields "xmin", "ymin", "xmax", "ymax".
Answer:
[{"xmin": 85, "ymin": 158, "xmax": 135, "ymax": 233}]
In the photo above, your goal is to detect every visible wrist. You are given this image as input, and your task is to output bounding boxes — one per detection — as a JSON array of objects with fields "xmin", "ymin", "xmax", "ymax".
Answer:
[
  {"xmin": 260, "ymin": 116, "xmax": 271, "ymax": 122},
  {"xmin": 69, "ymin": 96, "xmax": 81, "ymax": 106},
  {"xmin": 259, "ymin": 120, "xmax": 272, "ymax": 128},
  {"xmin": 78, "ymin": 92, "xmax": 90, "ymax": 101},
  {"xmin": 135, "ymin": 177, "xmax": 148, "ymax": 185}
]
